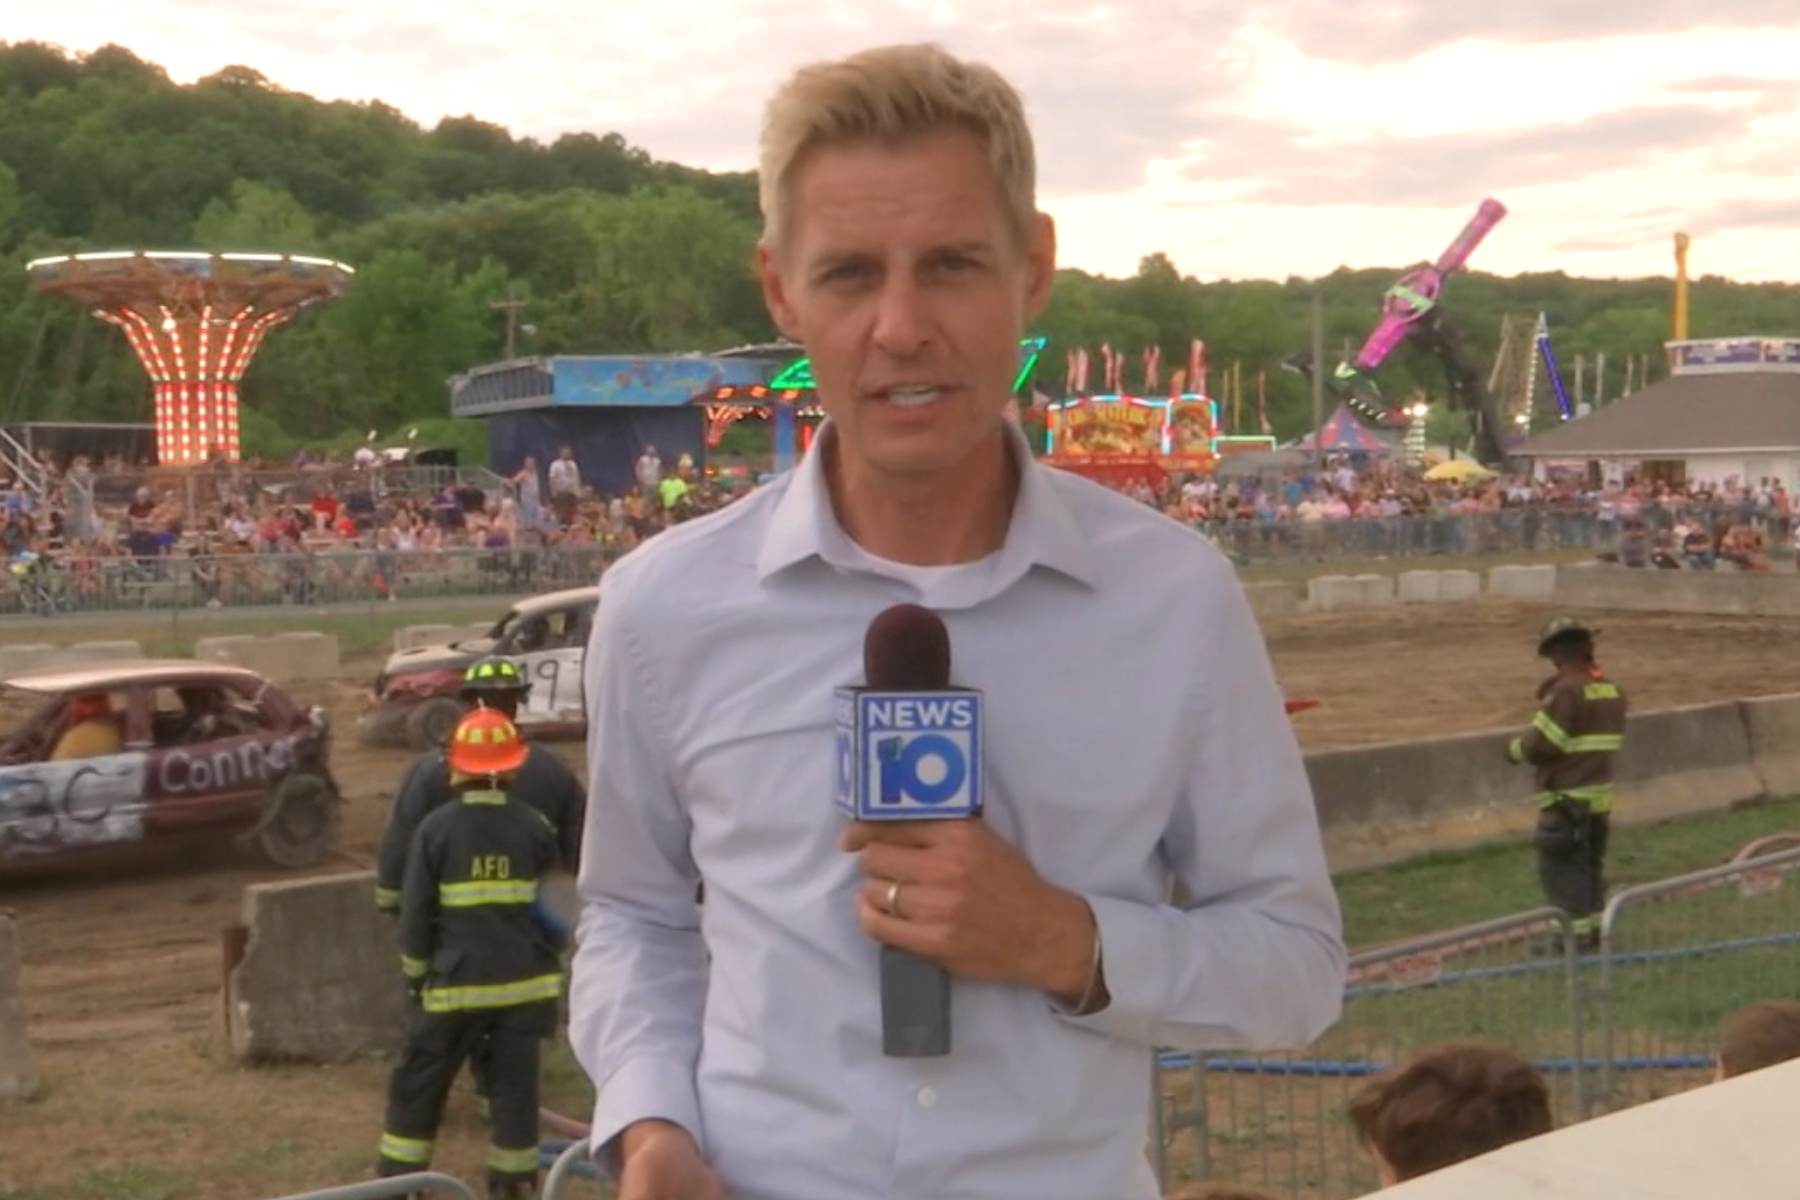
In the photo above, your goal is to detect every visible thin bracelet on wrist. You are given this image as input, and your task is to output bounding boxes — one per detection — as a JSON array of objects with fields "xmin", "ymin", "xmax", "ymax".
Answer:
[{"xmin": 1069, "ymin": 926, "xmax": 1105, "ymax": 1016}]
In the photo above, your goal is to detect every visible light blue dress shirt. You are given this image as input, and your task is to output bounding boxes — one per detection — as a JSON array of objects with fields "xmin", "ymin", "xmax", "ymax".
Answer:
[{"xmin": 570, "ymin": 423, "xmax": 1346, "ymax": 1200}]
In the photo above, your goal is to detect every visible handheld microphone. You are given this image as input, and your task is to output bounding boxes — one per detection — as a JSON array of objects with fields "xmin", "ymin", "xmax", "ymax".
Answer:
[{"xmin": 835, "ymin": 604, "xmax": 984, "ymax": 1058}]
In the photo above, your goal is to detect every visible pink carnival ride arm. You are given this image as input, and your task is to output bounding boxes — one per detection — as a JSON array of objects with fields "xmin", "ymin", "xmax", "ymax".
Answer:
[
  {"xmin": 1433, "ymin": 197, "xmax": 1508, "ymax": 275},
  {"xmin": 1351, "ymin": 198, "xmax": 1508, "ymax": 373}
]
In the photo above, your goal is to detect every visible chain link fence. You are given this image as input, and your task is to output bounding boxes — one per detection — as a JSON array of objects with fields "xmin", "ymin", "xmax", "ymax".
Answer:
[
  {"xmin": 1197, "ymin": 504, "xmax": 1789, "ymax": 567},
  {"xmin": 1154, "ymin": 844, "xmax": 1800, "ymax": 1198},
  {"xmin": 0, "ymin": 545, "xmax": 618, "ymax": 618},
  {"xmin": 1594, "ymin": 844, "xmax": 1800, "ymax": 1116},
  {"xmin": 1153, "ymin": 908, "xmax": 1581, "ymax": 1199}
]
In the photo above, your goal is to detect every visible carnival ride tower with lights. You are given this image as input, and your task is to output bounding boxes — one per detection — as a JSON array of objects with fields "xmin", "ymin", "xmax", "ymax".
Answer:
[{"xmin": 26, "ymin": 250, "xmax": 354, "ymax": 465}]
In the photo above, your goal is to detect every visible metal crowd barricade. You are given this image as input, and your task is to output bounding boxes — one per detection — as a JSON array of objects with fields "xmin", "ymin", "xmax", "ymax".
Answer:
[
  {"xmin": 0, "ymin": 544, "xmax": 620, "ymax": 617},
  {"xmin": 1153, "ymin": 907, "xmax": 1582, "ymax": 1200},
  {"xmin": 256, "ymin": 1173, "xmax": 478, "ymax": 1200},
  {"xmin": 542, "ymin": 1138, "xmax": 598, "ymax": 1199},
  {"xmin": 1596, "ymin": 844, "xmax": 1800, "ymax": 1115}
]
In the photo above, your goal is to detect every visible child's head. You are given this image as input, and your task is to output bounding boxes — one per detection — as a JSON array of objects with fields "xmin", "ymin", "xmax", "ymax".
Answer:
[
  {"xmin": 1717, "ymin": 1000, "xmax": 1800, "ymax": 1081},
  {"xmin": 1162, "ymin": 1185, "xmax": 1281, "ymax": 1200},
  {"xmin": 1348, "ymin": 1042, "xmax": 1553, "ymax": 1186}
]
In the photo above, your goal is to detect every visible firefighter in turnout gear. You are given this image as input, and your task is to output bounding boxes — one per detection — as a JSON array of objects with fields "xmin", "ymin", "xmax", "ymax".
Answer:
[
  {"xmin": 377, "ymin": 707, "xmax": 565, "ymax": 1200},
  {"xmin": 375, "ymin": 657, "xmax": 585, "ymax": 913},
  {"xmin": 374, "ymin": 656, "xmax": 583, "ymax": 1126},
  {"xmin": 1506, "ymin": 617, "xmax": 1628, "ymax": 950}
]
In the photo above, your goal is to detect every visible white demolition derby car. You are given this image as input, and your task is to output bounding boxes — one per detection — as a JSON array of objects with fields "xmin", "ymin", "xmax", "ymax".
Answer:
[{"xmin": 358, "ymin": 585, "xmax": 598, "ymax": 750}]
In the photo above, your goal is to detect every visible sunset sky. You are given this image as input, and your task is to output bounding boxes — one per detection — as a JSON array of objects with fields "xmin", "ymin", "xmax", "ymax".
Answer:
[{"xmin": 14, "ymin": 1, "xmax": 1800, "ymax": 283}]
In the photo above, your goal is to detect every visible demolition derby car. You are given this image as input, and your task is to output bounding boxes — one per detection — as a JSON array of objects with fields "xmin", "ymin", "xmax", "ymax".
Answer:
[
  {"xmin": 0, "ymin": 660, "xmax": 340, "ymax": 877},
  {"xmin": 359, "ymin": 585, "xmax": 598, "ymax": 750}
]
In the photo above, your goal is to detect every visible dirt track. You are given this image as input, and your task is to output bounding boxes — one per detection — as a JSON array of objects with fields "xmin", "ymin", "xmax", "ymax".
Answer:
[{"xmin": 8, "ymin": 600, "xmax": 1800, "ymax": 1194}]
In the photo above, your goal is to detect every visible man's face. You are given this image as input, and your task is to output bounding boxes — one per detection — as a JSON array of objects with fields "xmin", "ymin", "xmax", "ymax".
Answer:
[{"xmin": 757, "ymin": 129, "xmax": 1055, "ymax": 482}]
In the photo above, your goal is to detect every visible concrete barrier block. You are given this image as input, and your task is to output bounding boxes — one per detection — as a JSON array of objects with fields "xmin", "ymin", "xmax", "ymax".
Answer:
[
  {"xmin": 227, "ymin": 871, "xmax": 410, "ymax": 1063},
  {"xmin": 1489, "ymin": 564, "xmax": 1558, "ymax": 597},
  {"xmin": 1306, "ymin": 574, "xmax": 1363, "ymax": 612},
  {"xmin": 0, "ymin": 917, "xmax": 39, "ymax": 1100},
  {"xmin": 198, "ymin": 632, "xmax": 341, "ymax": 683},
  {"xmin": 1243, "ymin": 581, "xmax": 1302, "ymax": 621},
  {"xmin": 1397, "ymin": 571, "xmax": 1442, "ymax": 603},
  {"xmin": 1353, "ymin": 574, "xmax": 1395, "ymax": 606},
  {"xmin": 64, "ymin": 640, "xmax": 145, "ymax": 666},
  {"xmin": 1617, "ymin": 701, "xmax": 1764, "ymax": 824},
  {"xmin": 0, "ymin": 644, "xmax": 57, "ymax": 678},
  {"xmin": 272, "ymin": 632, "xmax": 340, "ymax": 682},
  {"xmin": 1742, "ymin": 694, "xmax": 1800, "ymax": 798},
  {"xmin": 1312, "ymin": 698, "xmax": 1766, "ymax": 873},
  {"xmin": 195, "ymin": 634, "xmax": 257, "ymax": 668},
  {"xmin": 1554, "ymin": 562, "xmax": 1800, "ymax": 617},
  {"xmin": 1438, "ymin": 569, "xmax": 1482, "ymax": 601},
  {"xmin": 1311, "ymin": 729, "xmax": 1535, "ymax": 871}
]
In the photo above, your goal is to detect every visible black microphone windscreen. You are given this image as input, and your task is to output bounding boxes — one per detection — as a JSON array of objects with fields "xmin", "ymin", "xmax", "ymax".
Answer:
[{"xmin": 863, "ymin": 604, "xmax": 951, "ymax": 691}]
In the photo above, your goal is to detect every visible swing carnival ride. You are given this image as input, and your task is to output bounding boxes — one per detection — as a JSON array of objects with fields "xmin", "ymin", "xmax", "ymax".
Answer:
[
  {"xmin": 1283, "ymin": 198, "xmax": 1515, "ymax": 469},
  {"xmin": 26, "ymin": 250, "xmax": 353, "ymax": 466}
]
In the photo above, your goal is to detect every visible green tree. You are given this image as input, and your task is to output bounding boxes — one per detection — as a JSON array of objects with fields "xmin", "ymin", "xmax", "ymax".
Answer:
[{"xmin": 191, "ymin": 179, "xmax": 319, "ymax": 252}]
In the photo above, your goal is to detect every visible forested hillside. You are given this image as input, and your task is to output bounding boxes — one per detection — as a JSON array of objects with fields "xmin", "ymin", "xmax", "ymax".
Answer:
[{"xmin": 2, "ymin": 40, "xmax": 1799, "ymax": 456}]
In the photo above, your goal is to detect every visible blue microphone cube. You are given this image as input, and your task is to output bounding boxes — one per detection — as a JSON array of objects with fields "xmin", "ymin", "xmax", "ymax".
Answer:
[{"xmin": 835, "ymin": 687, "xmax": 984, "ymax": 820}]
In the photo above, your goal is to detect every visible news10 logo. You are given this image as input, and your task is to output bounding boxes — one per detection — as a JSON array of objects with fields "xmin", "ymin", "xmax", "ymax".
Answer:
[{"xmin": 834, "ymin": 687, "xmax": 983, "ymax": 820}]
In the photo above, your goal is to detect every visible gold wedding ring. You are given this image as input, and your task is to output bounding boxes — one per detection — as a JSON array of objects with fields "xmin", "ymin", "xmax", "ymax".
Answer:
[{"xmin": 884, "ymin": 881, "xmax": 903, "ymax": 918}]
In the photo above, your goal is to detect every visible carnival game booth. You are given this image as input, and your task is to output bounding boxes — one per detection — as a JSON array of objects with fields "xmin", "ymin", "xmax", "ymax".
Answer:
[
  {"xmin": 693, "ymin": 338, "xmax": 1050, "ymax": 474},
  {"xmin": 1044, "ymin": 392, "xmax": 1267, "ymax": 484}
]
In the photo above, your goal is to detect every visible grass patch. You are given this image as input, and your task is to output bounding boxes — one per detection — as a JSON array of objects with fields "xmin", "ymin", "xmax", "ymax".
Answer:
[
  {"xmin": 1335, "ymin": 794, "xmax": 1800, "ymax": 947},
  {"xmin": 60, "ymin": 1167, "xmax": 192, "ymax": 1200}
]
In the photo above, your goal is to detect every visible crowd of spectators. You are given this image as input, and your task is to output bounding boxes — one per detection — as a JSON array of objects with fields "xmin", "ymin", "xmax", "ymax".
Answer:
[
  {"xmin": 3, "ymin": 440, "xmax": 1794, "ymax": 613},
  {"xmin": 0, "ymin": 441, "xmax": 749, "ymax": 612}
]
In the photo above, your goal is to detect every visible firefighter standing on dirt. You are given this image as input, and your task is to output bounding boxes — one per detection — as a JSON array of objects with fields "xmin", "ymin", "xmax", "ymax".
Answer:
[
  {"xmin": 377, "ymin": 707, "xmax": 565, "ymax": 1200},
  {"xmin": 1506, "ymin": 617, "xmax": 1628, "ymax": 949},
  {"xmin": 374, "ymin": 656, "xmax": 584, "ymax": 1124}
]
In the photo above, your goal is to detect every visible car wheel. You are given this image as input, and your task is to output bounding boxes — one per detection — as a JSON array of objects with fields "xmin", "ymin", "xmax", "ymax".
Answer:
[
  {"xmin": 405, "ymin": 697, "xmax": 464, "ymax": 751},
  {"xmin": 258, "ymin": 771, "xmax": 341, "ymax": 869}
]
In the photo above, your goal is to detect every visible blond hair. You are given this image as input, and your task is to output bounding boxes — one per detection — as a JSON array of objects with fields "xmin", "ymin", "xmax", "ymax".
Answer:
[{"xmin": 757, "ymin": 43, "xmax": 1038, "ymax": 251}]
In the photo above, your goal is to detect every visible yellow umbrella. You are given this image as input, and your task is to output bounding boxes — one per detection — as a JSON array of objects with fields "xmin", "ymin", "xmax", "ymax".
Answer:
[{"xmin": 1423, "ymin": 459, "xmax": 1495, "ymax": 483}]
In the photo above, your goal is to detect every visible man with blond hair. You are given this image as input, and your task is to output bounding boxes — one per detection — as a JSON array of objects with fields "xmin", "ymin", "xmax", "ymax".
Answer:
[{"xmin": 569, "ymin": 42, "xmax": 1345, "ymax": 1200}]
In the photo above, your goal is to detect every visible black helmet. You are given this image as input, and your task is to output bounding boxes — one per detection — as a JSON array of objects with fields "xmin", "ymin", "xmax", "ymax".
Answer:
[
  {"xmin": 459, "ymin": 656, "xmax": 532, "ymax": 700},
  {"xmin": 1536, "ymin": 616, "xmax": 1598, "ymax": 658}
]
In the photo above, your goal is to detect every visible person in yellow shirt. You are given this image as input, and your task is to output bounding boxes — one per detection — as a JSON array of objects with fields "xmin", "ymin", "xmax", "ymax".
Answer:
[{"xmin": 50, "ymin": 693, "xmax": 121, "ymax": 761}]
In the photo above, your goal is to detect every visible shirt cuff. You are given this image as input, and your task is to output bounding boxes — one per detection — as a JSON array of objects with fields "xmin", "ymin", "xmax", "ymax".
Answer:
[
  {"xmin": 1045, "ymin": 893, "xmax": 1150, "ymax": 1039},
  {"xmin": 587, "ymin": 1056, "xmax": 706, "ymax": 1179}
]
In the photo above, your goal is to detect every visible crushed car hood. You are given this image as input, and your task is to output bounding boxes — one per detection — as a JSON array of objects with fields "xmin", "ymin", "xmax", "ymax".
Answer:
[{"xmin": 380, "ymin": 637, "xmax": 497, "ymax": 677}]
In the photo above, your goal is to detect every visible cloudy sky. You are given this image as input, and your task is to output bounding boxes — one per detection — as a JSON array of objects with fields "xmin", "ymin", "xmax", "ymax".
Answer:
[{"xmin": 16, "ymin": 1, "xmax": 1800, "ymax": 283}]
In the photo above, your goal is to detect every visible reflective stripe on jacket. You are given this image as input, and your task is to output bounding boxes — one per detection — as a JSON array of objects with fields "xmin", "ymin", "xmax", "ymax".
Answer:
[{"xmin": 1507, "ymin": 674, "xmax": 1628, "ymax": 812}]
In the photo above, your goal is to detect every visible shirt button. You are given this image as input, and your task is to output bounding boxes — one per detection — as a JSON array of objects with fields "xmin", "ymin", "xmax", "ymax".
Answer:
[{"xmin": 917, "ymin": 1087, "xmax": 937, "ymax": 1108}]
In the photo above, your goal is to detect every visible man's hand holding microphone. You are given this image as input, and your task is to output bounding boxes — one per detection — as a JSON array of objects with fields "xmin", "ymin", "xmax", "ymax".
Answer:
[
  {"xmin": 838, "ymin": 604, "xmax": 1107, "ymax": 1049},
  {"xmin": 617, "ymin": 603, "xmax": 1105, "ymax": 1199}
]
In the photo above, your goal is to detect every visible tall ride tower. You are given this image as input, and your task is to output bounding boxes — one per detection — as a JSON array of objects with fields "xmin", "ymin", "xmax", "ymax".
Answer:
[{"xmin": 27, "ymin": 250, "xmax": 353, "ymax": 465}]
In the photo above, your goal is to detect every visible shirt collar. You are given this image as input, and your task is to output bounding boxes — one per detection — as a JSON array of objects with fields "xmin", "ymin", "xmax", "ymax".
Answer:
[{"xmin": 756, "ymin": 419, "xmax": 1097, "ymax": 591}]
